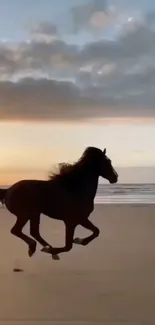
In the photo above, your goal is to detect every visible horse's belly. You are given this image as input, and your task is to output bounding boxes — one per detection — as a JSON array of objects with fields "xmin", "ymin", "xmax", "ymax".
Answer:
[
  {"xmin": 41, "ymin": 193, "xmax": 94, "ymax": 222},
  {"xmin": 41, "ymin": 196, "xmax": 70, "ymax": 220}
]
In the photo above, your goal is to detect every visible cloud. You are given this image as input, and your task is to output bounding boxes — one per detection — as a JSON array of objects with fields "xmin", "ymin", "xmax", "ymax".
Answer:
[
  {"xmin": 2, "ymin": 18, "xmax": 155, "ymax": 79},
  {"xmin": 0, "ymin": 10, "xmax": 155, "ymax": 120},
  {"xmin": 146, "ymin": 11, "xmax": 155, "ymax": 26},
  {"xmin": 30, "ymin": 21, "xmax": 58, "ymax": 36},
  {"xmin": 80, "ymin": 22, "xmax": 155, "ymax": 65},
  {"xmin": 0, "ymin": 39, "xmax": 79, "ymax": 81},
  {"xmin": 0, "ymin": 76, "xmax": 154, "ymax": 122},
  {"xmin": 29, "ymin": 21, "xmax": 58, "ymax": 43},
  {"xmin": 70, "ymin": 0, "xmax": 115, "ymax": 32}
]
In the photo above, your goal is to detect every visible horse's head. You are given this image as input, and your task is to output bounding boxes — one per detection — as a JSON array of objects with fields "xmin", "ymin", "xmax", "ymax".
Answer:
[
  {"xmin": 80, "ymin": 146, "xmax": 118, "ymax": 184},
  {"xmin": 99, "ymin": 148, "xmax": 118, "ymax": 184}
]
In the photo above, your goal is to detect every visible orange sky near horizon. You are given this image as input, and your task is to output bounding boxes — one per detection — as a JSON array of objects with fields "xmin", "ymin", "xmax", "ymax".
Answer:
[{"xmin": 0, "ymin": 117, "xmax": 154, "ymax": 184}]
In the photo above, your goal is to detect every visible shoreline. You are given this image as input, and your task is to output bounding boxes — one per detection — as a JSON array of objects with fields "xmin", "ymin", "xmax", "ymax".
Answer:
[{"xmin": 95, "ymin": 202, "xmax": 155, "ymax": 205}]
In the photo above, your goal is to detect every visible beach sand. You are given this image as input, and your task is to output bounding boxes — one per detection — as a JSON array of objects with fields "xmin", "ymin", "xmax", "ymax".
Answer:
[{"xmin": 0, "ymin": 204, "xmax": 155, "ymax": 324}]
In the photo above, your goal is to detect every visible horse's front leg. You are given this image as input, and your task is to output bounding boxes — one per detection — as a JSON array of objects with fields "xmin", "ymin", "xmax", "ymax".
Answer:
[
  {"xmin": 73, "ymin": 219, "xmax": 100, "ymax": 246},
  {"xmin": 41, "ymin": 222, "xmax": 76, "ymax": 257}
]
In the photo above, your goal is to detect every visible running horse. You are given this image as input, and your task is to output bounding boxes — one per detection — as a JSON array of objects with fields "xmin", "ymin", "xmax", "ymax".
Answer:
[{"xmin": 0, "ymin": 147, "xmax": 118, "ymax": 259}]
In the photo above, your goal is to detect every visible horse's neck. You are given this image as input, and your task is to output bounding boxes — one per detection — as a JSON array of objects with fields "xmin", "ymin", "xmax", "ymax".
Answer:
[{"xmin": 82, "ymin": 173, "xmax": 99, "ymax": 200}]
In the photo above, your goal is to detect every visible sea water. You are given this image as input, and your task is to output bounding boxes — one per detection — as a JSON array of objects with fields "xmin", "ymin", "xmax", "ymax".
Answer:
[{"xmin": 95, "ymin": 183, "xmax": 155, "ymax": 204}]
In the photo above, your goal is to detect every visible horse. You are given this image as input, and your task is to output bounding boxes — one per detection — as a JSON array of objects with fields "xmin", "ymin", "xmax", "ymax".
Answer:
[{"xmin": 0, "ymin": 146, "xmax": 118, "ymax": 259}]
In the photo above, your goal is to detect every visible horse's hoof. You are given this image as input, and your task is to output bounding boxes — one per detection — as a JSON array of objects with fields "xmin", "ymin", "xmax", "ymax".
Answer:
[
  {"xmin": 28, "ymin": 241, "xmax": 37, "ymax": 257},
  {"xmin": 41, "ymin": 245, "xmax": 52, "ymax": 253},
  {"xmin": 41, "ymin": 246, "xmax": 60, "ymax": 260},
  {"xmin": 52, "ymin": 254, "xmax": 60, "ymax": 260},
  {"xmin": 73, "ymin": 237, "xmax": 83, "ymax": 245}
]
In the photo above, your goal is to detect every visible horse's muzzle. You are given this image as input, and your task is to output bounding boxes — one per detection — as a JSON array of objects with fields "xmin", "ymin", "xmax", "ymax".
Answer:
[{"xmin": 110, "ymin": 174, "xmax": 118, "ymax": 184}]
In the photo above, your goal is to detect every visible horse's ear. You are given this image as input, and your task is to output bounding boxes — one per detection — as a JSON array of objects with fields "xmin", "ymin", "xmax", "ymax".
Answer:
[{"xmin": 103, "ymin": 148, "xmax": 106, "ymax": 155}]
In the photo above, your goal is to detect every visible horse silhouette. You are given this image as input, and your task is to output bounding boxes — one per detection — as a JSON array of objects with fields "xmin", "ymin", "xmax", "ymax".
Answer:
[{"xmin": 0, "ymin": 146, "xmax": 118, "ymax": 259}]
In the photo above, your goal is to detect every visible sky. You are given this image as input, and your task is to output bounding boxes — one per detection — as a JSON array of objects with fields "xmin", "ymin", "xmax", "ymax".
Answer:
[{"xmin": 0, "ymin": 0, "xmax": 155, "ymax": 184}]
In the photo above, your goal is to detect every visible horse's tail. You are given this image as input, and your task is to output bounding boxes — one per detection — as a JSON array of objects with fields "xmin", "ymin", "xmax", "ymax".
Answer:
[{"xmin": 0, "ymin": 188, "xmax": 7, "ymax": 204}]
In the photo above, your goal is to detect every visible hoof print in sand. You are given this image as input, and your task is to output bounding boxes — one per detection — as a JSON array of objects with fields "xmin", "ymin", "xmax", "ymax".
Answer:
[{"xmin": 13, "ymin": 268, "xmax": 24, "ymax": 272}]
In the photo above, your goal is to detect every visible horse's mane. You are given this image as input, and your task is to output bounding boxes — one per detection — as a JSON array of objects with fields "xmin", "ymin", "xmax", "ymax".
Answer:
[{"xmin": 48, "ymin": 146, "xmax": 102, "ymax": 183}]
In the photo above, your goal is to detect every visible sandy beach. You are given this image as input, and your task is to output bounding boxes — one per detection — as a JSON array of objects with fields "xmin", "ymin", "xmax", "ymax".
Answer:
[{"xmin": 0, "ymin": 204, "xmax": 155, "ymax": 324}]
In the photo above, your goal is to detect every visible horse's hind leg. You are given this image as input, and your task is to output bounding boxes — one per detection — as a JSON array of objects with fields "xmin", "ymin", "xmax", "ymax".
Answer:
[
  {"xmin": 11, "ymin": 215, "xmax": 37, "ymax": 257},
  {"xmin": 30, "ymin": 214, "xmax": 51, "ymax": 248}
]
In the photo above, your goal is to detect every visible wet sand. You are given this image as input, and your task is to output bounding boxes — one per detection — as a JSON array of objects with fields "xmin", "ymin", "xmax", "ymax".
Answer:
[{"xmin": 0, "ymin": 204, "xmax": 155, "ymax": 324}]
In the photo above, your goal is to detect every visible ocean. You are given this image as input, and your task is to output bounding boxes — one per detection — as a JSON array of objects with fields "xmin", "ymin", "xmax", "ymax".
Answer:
[
  {"xmin": 0, "ymin": 183, "xmax": 155, "ymax": 205},
  {"xmin": 95, "ymin": 183, "xmax": 155, "ymax": 204}
]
